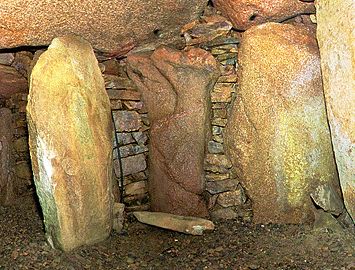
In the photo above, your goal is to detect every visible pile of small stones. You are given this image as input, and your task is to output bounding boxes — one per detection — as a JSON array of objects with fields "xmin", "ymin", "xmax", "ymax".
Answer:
[
  {"xmin": 99, "ymin": 58, "xmax": 150, "ymax": 211},
  {"xmin": 182, "ymin": 13, "xmax": 252, "ymax": 220}
]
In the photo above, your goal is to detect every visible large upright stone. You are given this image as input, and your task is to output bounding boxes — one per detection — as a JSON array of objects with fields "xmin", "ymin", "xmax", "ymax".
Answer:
[
  {"xmin": 0, "ymin": 108, "xmax": 17, "ymax": 205},
  {"xmin": 316, "ymin": 0, "xmax": 355, "ymax": 223},
  {"xmin": 225, "ymin": 23, "xmax": 343, "ymax": 224},
  {"xmin": 27, "ymin": 35, "xmax": 113, "ymax": 251},
  {"xmin": 0, "ymin": 0, "xmax": 207, "ymax": 52},
  {"xmin": 127, "ymin": 47, "xmax": 219, "ymax": 217}
]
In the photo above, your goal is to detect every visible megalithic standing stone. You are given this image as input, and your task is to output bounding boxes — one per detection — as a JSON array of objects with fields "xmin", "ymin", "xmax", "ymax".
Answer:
[{"xmin": 27, "ymin": 35, "xmax": 113, "ymax": 251}]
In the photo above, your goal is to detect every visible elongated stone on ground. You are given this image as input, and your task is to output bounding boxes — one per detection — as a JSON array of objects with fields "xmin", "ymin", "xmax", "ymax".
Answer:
[
  {"xmin": 316, "ymin": 0, "xmax": 355, "ymax": 223},
  {"xmin": 133, "ymin": 211, "xmax": 215, "ymax": 235},
  {"xmin": 225, "ymin": 23, "xmax": 343, "ymax": 224},
  {"xmin": 27, "ymin": 35, "xmax": 113, "ymax": 251},
  {"xmin": 127, "ymin": 47, "xmax": 219, "ymax": 217}
]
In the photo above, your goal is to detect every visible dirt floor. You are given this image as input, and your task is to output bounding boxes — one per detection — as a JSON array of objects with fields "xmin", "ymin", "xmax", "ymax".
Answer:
[{"xmin": 0, "ymin": 193, "xmax": 354, "ymax": 270}]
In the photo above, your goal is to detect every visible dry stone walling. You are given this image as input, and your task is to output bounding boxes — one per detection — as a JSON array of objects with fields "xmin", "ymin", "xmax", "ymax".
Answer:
[
  {"xmin": 316, "ymin": 0, "xmax": 355, "ymax": 223},
  {"xmin": 27, "ymin": 35, "xmax": 113, "ymax": 251},
  {"xmin": 225, "ymin": 23, "xmax": 345, "ymax": 224},
  {"xmin": 127, "ymin": 46, "xmax": 220, "ymax": 217}
]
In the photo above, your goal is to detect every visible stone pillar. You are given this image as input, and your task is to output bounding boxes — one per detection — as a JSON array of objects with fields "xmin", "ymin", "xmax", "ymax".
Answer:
[
  {"xmin": 225, "ymin": 23, "xmax": 343, "ymax": 224},
  {"xmin": 316, "ymin": 0, "xmax": 355, "ymax": 223},
  {"xmin": 27, "ymin": 35, "xmax": 113, "ymax": 251},
  {"xmin": 127, "ymin": 47, "xmax": 219, "ymax": 217},
  {"xmin": 0, "ymin": 108, "xmax": 16, "ymax": 205}
]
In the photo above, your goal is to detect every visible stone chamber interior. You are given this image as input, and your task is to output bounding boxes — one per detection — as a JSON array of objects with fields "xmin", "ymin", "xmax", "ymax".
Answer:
[{"xmin": 0, "ymin": 0, "xmax": 354, "ymax": 269}]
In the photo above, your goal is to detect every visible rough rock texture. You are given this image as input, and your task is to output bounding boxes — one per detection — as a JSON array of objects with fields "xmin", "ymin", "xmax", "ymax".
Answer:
[
  {"xmin": 0, "ymin": 65, "xmax": 27, "ymax": 98},
  {"xmin": 212, "ymin": 0, "xmax": 315, "ymax": 30},
  {"xmin": 127, "ymin": 47, "xmax": 220, "ymax": 217},
  {"xmin": 133, "ymin": 211, "xmax": 215, "ymax": 235},
  {"xmin": 0, "ymin": 0, "xmax": 208, "ymax": 52},
  {"xmin": 27, "ymin": 35, "xmax": 113, "ymax": 251},
  {"xmin": 0, "ymin": 108, "xmax": 16, "ymax": 205},
  {"xmin": 316, "ymin": 0, "xmax": 355, "ymax": 223},
  {"xmin": 225, "ymin": 23, "xmax": 342, "ymax": 224}
]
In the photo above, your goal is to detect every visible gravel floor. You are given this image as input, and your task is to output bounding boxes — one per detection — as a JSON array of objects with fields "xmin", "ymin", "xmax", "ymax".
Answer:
[{"xmin": 0, "ymin": 193, "xmax": 354, "ymax": 270}]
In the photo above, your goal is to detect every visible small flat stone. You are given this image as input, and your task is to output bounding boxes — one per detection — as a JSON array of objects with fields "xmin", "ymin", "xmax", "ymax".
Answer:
[
  {"xmin": 206, "ymin": 178, "xmax": 239, "ymax": 194},
  {"xmin": 205, "ymin": 173, "xmax": 230, "ymax": 181},
  {"xmin": 104, "ymin": 74, "xmax": 136, "ymax": 89},
  {"xmin": 114, "ymin": 153, "xmax": 147, "ymax": 177},
  {"xmin": 211, "ymin": 83, "xmax": 233, "ymax": 103},
  {"xmin": 0, "ymin": 53, "xmax": 15, "ymax": 65},
  {"xmin": 113, "ymin": 111, "xmax": 142, "ymax": 132},
  {"xmin": 122, "ymin": 101, "xmax": 143, "ymax": 110},
  {"xmin": 118, "ymin": 144, "xmax": 148, "ymax": 158},
  {"xmin": 211, "ymin": 118, "xmax": 228, "ymax": 127},
  {"xmin": 205, "ymin": 154, "xmax": 232, "ymax": 168},
  {"xmin": 213, "ymin": 108, "xmax": 227, "ymax": 118},
  {"xmin": 133, "ymin": 211, "xmax": 215, "ymax": 235},
  {"xmin": 212, "ymin": 126, "xmax": 223, "ymax": 135},
  {"xmin": 110, "ymin": 99, "xmax": 122, "ymax": 110},
  {"xmin": 113, "ymin": 132, "xmax": 135, "ymax": 147},
  {"xmin": 107, "ymin": 89, "xmax": 141, "ymax": 101},
  {"xmin": 210, "ymin": 207, "xmax": 237, "ymax": 220},
  {"xmin": 208, "ymin": 141, "xmax": 224, "ymax": 154},
  {"xmin": 125, "ymin": 181, "xmax": 148, "ymax": 196},
  {"xmin": 217, "ymin": 188, "xmax": 246, "ymax": 207},
  {"xmin": 217, "ymin": 74, "xmax": 238, "ymax": 83},
  {"xmin": 132, "ymin": 131, "xmax": 149, "ymax": 145}
]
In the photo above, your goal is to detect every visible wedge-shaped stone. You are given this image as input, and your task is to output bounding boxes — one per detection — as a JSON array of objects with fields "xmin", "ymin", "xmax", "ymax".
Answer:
[
  {"xmin": 133, "ymin": 211, "xmax": 215, "ymax": 235},
  {"xmin": 27, "ymin": 35, "xmax": 113, "ymax": 251}
]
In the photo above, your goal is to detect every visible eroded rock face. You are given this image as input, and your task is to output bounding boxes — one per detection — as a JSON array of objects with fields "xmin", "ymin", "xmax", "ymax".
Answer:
[
  {"xmin": 27, "ymin": 35, "xmax": 113, "ymax": 251},
  {"xmin": 0, "ymin": 65, "xmax": 27, "ymax": 98},
  {"xmin": 225, "ymin": 23, "xmax": 342, "ymax": 224},
  {"xmin": 212, "ymin": 0, "xmax": 315, "ymax": 30},
  {"xmin": 0, "ymin": 0, "xmax": 208, "ymax": 52},
  {"xmin": 0, "ymin": 108, "xmax": 16, "ymax": 205},
  {"xmin": 127, "ymin": 47, "xmax": 219, "ymax": 217},
  {"xmin": 316, "ymin": 0, "xmax": 355, "ymax": 223}
]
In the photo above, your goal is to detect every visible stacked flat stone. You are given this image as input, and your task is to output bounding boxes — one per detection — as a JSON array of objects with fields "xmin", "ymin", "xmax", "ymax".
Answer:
[
  {"xmin": 101, "ymin": 59, "xmax": 150, "ymax": 211},
  {"xmin": 0, "ymin": 51, "xmax": 33, "ymax": 204},
  {"xmin": 182, "ymin": 15, "xmax": 251, "ymax": 220}
]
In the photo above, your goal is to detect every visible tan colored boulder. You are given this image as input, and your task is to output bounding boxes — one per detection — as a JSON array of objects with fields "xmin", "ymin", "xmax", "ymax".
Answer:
[
  {"xmin": 0, "ymin": 0, "xmax": 207, "ymax": 52},
  {"xmin": 27, "ymin": 35, "xmax": 113, "ymax": 251},
  {"xmin": 133, "ymin": 211, "xmax": 215, "ymax": 235},
  {"xmin": 127, "ymin": 47, "xmax": 220, "ymax": 217},
  {"xmin": 212, "ymin": 0, "xmax": 315, "ymax": 30},
  {"xmin": 225, "ymin": 23, "xmax": 343, "ymax": 224},
  {"xmin": 0, "ymin": 65, "xmax": 27, "ymax": 98},
  {"xmin": 316, "ymin": 0, "xmax": 355, "ymax": 223},
  {"xmin": 0, "ymin": 108, "xmax": 17, "ymax": 205}
]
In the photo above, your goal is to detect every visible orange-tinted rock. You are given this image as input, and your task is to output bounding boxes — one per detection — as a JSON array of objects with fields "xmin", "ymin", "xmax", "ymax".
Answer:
[
  {"xmin": 0, "ymin": 108, "xmax": 17, "ymax": 205},
  {"xmin": 27, "ymin": 35, "xmax": 113, "ymax": 251},
  {"xmin": 0, "ymin": 0, "xmax": 207, "ymax": 52},
  {"xmin": 127, "ymin": 47, "xmax": 220, "ymax": 217},
  {"xmin": 316, "ymin": 0, "xmax": 355, "ymax": 223},
  {"xmin": 0, "ymin": 65, "xmax": 27, "ymax": 98},
  {"xmin": 212, "ymin": 0, "xmax": 315, "ymax": 30},
  {"xmin": 225, "ymin": 23, "xmax": 342, "ymax": 224}
]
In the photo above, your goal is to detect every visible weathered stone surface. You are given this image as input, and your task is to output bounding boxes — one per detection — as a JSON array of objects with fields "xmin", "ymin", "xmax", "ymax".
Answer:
[
  {"xmin": 107, "ymin": 90, "xmax": 141, "ymax": 101},
  {"xmin": 0, "ymin": 0, "xmax": 208, "ymax": 52},
  {"xmin": 14, "ymin": 161, "xmax": 32, "ymax": 180},
  {"xmin": 0, "ymin": 53, "xmax": 15, "ymax": 65},
  {"xmin": 125, "ymin": 181, "xmax": 147, "ymax": 196},
  {"xmin": 133, "ymin": 211, "xmax": 215, "ymax": 235},
  {"xmin": 118, "ymin": 144, "xmax": 148, "ymax": 158},
  {"xmin": 113, "ymin": 153, "xmax": 147, "ymax": 177},
  {"xmin": 212, "ymin": 0, "xmax": 315, "ymax": 30},
  {"xmin": 113, "ymin": 111, "xmax": 142, "ymax": 132},
  {"xmin": 208, "ymin": 141, "xmax": 224, "ymax": 154},
  {"xmin": 217, "ymin": 188, "xmax": 246, "ymax": 207},
  {"xmin": 127, "ymin": 47, "xmax": 220, "ymax": 217},
  {"xmin": 316, "ymin": 0, "xmax": 355, "ymax": 223},
  {"xmin": 206, "ymin": 179, "xmax": 239, "ymax": 194},
  {"xmin": 0, "ymin": 65, "xmax": 27, "ymax": 98},
  {"xmin": 211, "ymin": 83, "xmax": 233, "ymax": 103},
  {"xmin": 27, "ymin": 35, "xmax": 113, "ymax": 251},
  {"xmin": 112, "ymin": 203, "xmax": 125, "ymax": 232},
  {"xmin": 225, "ymin": 23, "xmax": 343, "ymax": 224},
  {"xmin": 210, "ymin": 207, "xmax": 237, "ymax": 220},
  {"xmin": 0, "ymin": 108, "xmax": 16, "ymax": 205}
]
